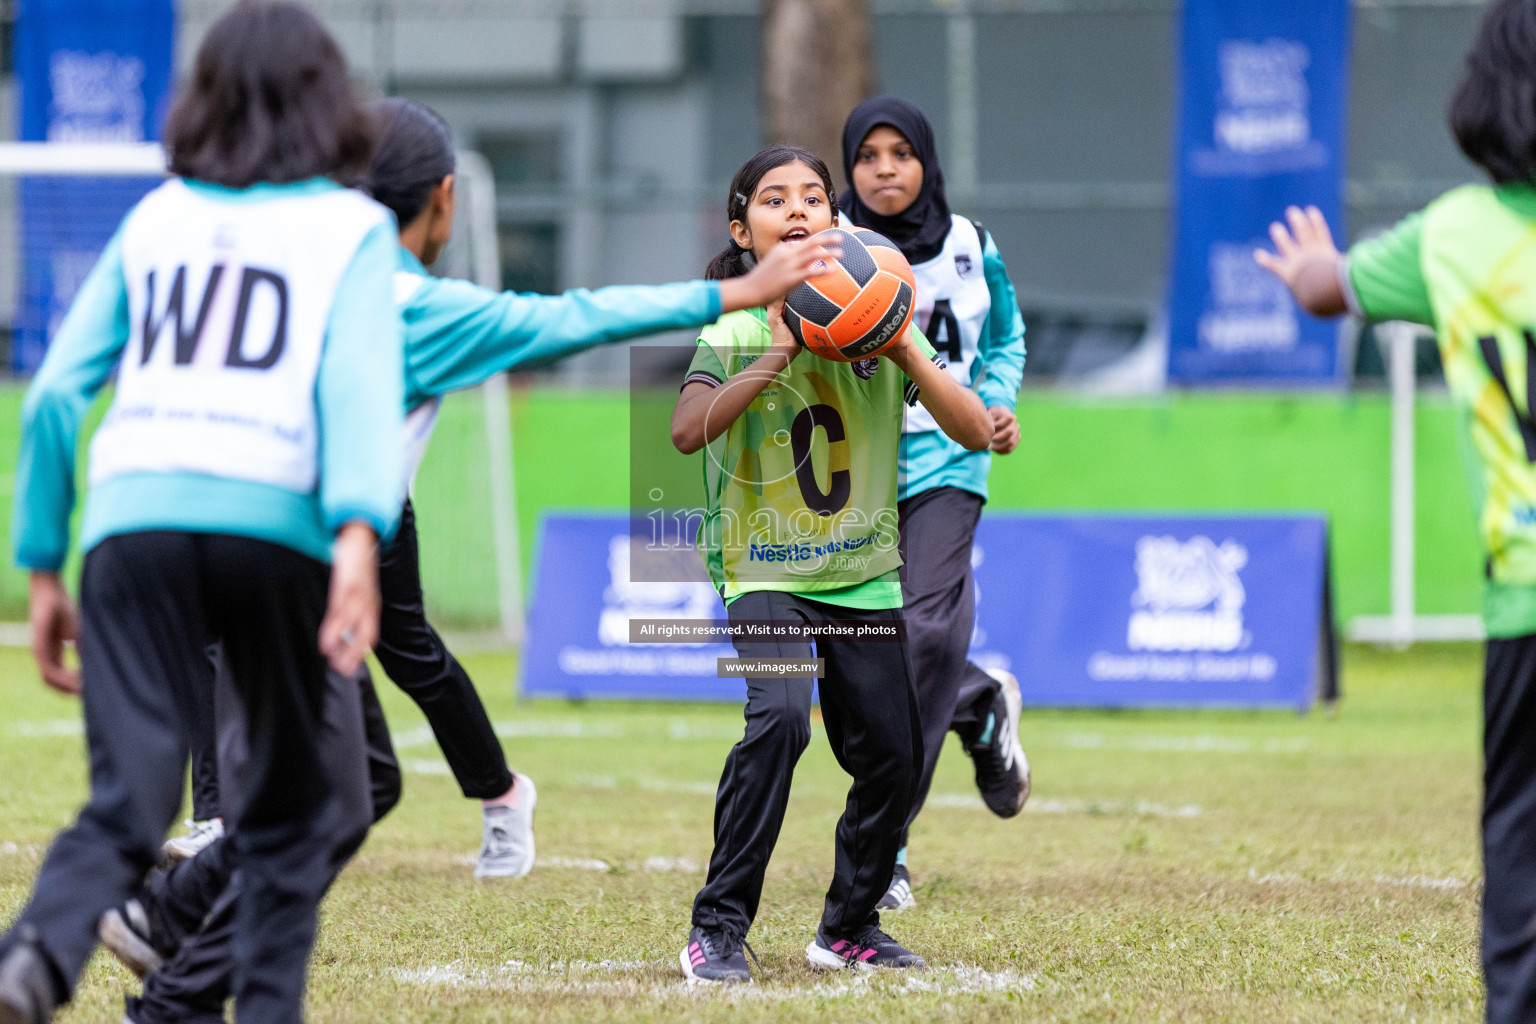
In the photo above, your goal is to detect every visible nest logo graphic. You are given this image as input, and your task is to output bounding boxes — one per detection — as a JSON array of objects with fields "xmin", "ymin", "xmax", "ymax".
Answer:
[
  {"xmin": 1214, "ymin": 39, "xmax": 1310, "ymax": 155},
  {"xmin": 1127, "ymin": 535, "xmax": 1249, "ymax": 652},
  {"xmin": 1199, "ymin": 242, "xmax": 1297, "ymax": 353}
]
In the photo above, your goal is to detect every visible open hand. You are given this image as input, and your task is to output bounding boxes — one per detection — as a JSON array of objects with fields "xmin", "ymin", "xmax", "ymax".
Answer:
[
  {"xmin": 29, "ymin": 572, "xmax": 79, "ymax": 694},
  {"xmin": 319, "ymin": 523, "xmax": 380, "ymax": 676},
  {"xmin": 722, "ymin": 236, "xmax": 843, "ymax": 312},
  {"xmin": 1253, "ymin": 205, "xmax": 1347, "ymax": 316}
]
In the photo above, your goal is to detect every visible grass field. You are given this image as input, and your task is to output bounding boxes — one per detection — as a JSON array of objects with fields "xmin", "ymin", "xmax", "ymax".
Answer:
[{"xmin": 0, "ymin": 641, "xmax": 1484, "ymax": 1022}]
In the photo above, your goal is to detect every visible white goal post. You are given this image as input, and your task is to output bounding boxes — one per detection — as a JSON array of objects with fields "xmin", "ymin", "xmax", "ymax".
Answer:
[{"xmin": 0, "ymin": 141, "xmax": 524, "ymax": 642}]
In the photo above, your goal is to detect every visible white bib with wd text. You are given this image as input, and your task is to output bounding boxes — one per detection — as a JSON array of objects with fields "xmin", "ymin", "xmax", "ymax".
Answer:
[{"xmin": 90, "ymin": 180, "xmax": 389, "ymax": 493}]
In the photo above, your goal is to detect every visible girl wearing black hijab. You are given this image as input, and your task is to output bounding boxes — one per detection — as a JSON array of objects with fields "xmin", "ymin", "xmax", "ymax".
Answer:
[{"xmin": 841, "ymin": 96, "xmax": 1031, "ymax": 913}]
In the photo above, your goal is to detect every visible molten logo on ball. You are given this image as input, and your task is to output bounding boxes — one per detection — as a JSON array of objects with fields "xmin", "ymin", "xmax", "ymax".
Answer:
[{"xmin": 783, "ymin": 228, "xmax": 916, "ymax": 362}]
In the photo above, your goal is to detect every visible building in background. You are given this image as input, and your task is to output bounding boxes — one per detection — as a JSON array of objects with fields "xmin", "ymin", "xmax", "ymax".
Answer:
[{"xmin": 3, "ymin": 0, "xmax": 1492, "ymax": 386}]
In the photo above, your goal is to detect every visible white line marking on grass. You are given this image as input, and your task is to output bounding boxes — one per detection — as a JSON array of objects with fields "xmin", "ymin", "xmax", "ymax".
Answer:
[
  {"xmin": 1055, "ymin": 733, "xmax": 1309, "ymax": 754},
  {"xmin": 0, "ymin": 842, "xmax": 41, "ymax": 857},
  {"xmin": 568, "ymin": 772, "xmax": 715, "ymax": 796},
  {"xmin": 642, "ymin": 856, "xmax": 699, "ymax": 873},
  {"xmin": 11, "ymin": 719, "xmax": 82, "ymax": 738},
  {"xmin": 541, "ymin": 856, "xmax": 613, "ymax": 871},
  {"xmin": 1249, "ymin": 869, "xmax": 1474, "ymax": 890},
  {"xmin": 927, "ymin": 794, "xmax": 1202, "ymax": 818},
  {"xmin": 389, "ymin": 959, "xmax": 1035, "ymax": 1000},
  {"xmin": 493, "ymin": 721, "xmax": 628, "ymax": 740},
  {"xmin": 1373, "ymin": 874, "xmax": 1471, "ymax": 890},
  {"xmin": 403, "ymin": 759, "xmax": 451, "ymax": 776}
]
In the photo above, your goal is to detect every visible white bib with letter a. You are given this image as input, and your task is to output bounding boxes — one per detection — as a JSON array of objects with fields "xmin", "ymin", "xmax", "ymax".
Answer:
[
  {"xmin": 90, "ymin": 180, "xmax": 389, "ymax": 493},
  {"xmin": 903, "ymin": 215, "xmax": 992, "ymax": 434}
]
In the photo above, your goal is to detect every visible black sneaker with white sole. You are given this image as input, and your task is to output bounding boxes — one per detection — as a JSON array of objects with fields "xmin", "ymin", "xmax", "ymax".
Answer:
[
  {"xmin": 967, "ymin": 668, "xmax": 1031, "ymax": 818},
  {"xmin": 875, "ymin": 864, "xmax": 916, "ymax": 912},
  {"xmin": 98, "ymin": 899, "xmax": 168, "ymax": 979},
  {"xmin": 679, "ymin": 926, "xmax": 757, "ymax": 984},
  {"xmin": 806, "ymin": 924, "xmax": 925, "ymax": 971},
  {"xmin": 0, "ymin": 930, "xmax": 58, "ymax": 1024}
]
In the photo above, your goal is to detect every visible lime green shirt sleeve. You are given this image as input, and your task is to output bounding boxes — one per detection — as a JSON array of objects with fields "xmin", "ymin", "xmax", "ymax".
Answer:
[
  {"xmin": 684, "ymin": 334, "xmax": 729, "ymax": 388},
  {"xmin": 1345, "ymin": 211, "xmax": 1435, "ymax": 325}
]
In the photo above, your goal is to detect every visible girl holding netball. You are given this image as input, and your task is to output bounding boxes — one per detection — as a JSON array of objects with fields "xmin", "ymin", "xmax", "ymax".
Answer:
[
  {"xmin": 1254, "ymin": 2, "xmax": 1536, "ymax": 1018},
  {"xmin": 0, "ymin": 5, "xmax": 401, "ymax": 1023},
  {"xmin": 673, "ymin": 145, "xmax": 992, "ymax": 983},
  {"xmin": 839, "ymin": 96, "xmax": 1030, "ymax": 913}
]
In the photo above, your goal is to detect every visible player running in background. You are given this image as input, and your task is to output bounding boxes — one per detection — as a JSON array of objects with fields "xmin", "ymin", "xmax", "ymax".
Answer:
[
  {"xmin": 672, "ymin": 145, "xmax": 994, "ymax": 984},
  {"xmin": 0, "ymin": 5, "xmax": 402, "ymax": 1023},
  {"xmin": 839, "ymin": 97, "xmax": 1031, "ymax": 913},
  {"xmin": 99, "ymin": 102, "xmax": 837, "ymax": 1024},
  {"xmin": 1254, "ymin": 2, "xmax": 1536, "ymax": 1018}
]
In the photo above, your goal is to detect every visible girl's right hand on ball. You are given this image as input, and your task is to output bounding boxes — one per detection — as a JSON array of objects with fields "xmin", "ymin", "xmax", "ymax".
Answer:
[
  {"xmin": 722, "ymin": 237, "xmax": 842, "ymax": 313},
  {"xmin": 765, "ymin": 300, "xmax": 802, "ymax": 361}
]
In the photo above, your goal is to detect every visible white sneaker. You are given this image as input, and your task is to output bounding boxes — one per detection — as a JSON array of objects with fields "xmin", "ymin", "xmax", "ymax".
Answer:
[
  {"xmin": 160, "ymin": 817, "xmax": 223, "ymax": 864},
  {"xmin": 475, "ymin": 774, "xmax": 537, "ymax": 880}
]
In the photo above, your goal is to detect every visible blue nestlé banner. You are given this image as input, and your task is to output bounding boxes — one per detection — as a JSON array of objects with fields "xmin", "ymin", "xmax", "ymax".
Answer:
[
  {"xmin": 522, "ymin": 513, "xmax": 1334, "ymax": 710},
  {"xmin": 968, "ymin": 515, "xmax": 1334, "ymax": 710},
  {"xmin": 522, "ymin": 515, "xmax": 741, "ymax": 701},
  {"xmin": 1166, "ymin": 0, "xmax": 1350, "ymax": 385},
  {"xmin": 13, "ymin": 0, "xmax": 174, "ymax": 372}
]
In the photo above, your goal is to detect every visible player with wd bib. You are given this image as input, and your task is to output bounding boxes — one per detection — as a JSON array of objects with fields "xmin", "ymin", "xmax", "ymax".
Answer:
[{"xmin": 839, "ymin": 97, "xmax": 1031, "ymax": 914}]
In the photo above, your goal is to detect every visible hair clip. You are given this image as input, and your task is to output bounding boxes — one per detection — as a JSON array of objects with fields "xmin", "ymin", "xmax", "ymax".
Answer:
[{"xmin": 734, "ymin": 191, "xmax": 749, "ymax": 207}]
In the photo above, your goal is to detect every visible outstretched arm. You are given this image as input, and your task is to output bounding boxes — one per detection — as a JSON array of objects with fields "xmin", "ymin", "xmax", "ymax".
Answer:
[
  {"xmin": 407, "ymin": 237, "xmax": 839, "ymax": 402},
  {"xmin": 1253, "ymin": 205, "xmax": 1347, "ymax": 317}
]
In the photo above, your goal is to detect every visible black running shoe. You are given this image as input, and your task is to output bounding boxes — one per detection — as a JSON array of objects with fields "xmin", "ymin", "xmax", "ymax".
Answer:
[
  {"xmin": 806, "ymin": 924, "xmax": 926, "ymax": 971},
  {"xmin": 679, "ymin": 926, "xmax": 756, "ymax": 984},
  {"xmin": 876, "ymin": 864, "xmax": 916, "ymax": 912},
  {"xmin": 967, "ymin": 669, "xmax": 1031, "ymax": 818},
  {"xmin": 0, "ymin": 930, "xmax": 58, "ymax": 1024},
  {"xmin": 98, "ymin": 899, "xmax": 165, "ymax": 979}
]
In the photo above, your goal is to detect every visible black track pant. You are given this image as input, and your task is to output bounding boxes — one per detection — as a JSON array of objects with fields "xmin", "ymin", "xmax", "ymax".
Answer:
[
  {"xmin": 691, "ymin": 591, "xmax": 922, "ymax": 940},
  {"xmin": 895, "ymin": 486, "xmax": 1002, "ymax": 848},
  {"xmin": 1482, "ymin": 635, "xmax": 1536, "ymax": 1024},
  {"xmin": 0, "ymin": 533, "xmax": 351, "ymax": 1024},
  {"xmin": 128, "ymin": 664, "xmax": 400, "ymax": 1024},
  {"xmin": 374, "ymin": 499, "xmax": 511, "ymax": 799},
  {"xmin": 184, "ymin": 498, "xmax": 511, "ymax": 811}
]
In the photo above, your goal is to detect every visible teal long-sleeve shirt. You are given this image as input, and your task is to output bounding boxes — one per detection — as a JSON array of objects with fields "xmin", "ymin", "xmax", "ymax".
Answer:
[
  {"xmin": 395, "ymin": 247, "xmax": 721, "ymax": 409},
  {"xmin": 15, "ymin": 178, "xmax": 405, "ymax": 571},
  {"xmin": 898, "ymin": 231, "xmax": 1026, "ymax": 502}
]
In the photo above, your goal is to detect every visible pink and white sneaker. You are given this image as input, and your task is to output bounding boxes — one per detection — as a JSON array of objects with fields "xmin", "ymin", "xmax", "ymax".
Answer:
[{"xmin": 806, "ymin": 924, "xmax": 926, "ymax": 971}]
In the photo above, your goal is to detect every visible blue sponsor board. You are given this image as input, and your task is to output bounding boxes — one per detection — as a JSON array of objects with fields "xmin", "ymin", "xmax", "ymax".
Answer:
[
  {"xmin": 522, "ymin": 515, "xmax": 741, "ymax": 701},
  {"xmin": 13, "ymin": 0, "xmax": 175, "ymax": 372},
  {"xmin": 522, "ymin": 513, "xmax": 1334, "ymax": 709},
  {"xmin": 1165, "ymin": 0, "xmax": 1350, "ymax": 385},
  {"xmin": 968, "ymin": 515, "xmax": 1333, "ymax": 710}
]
